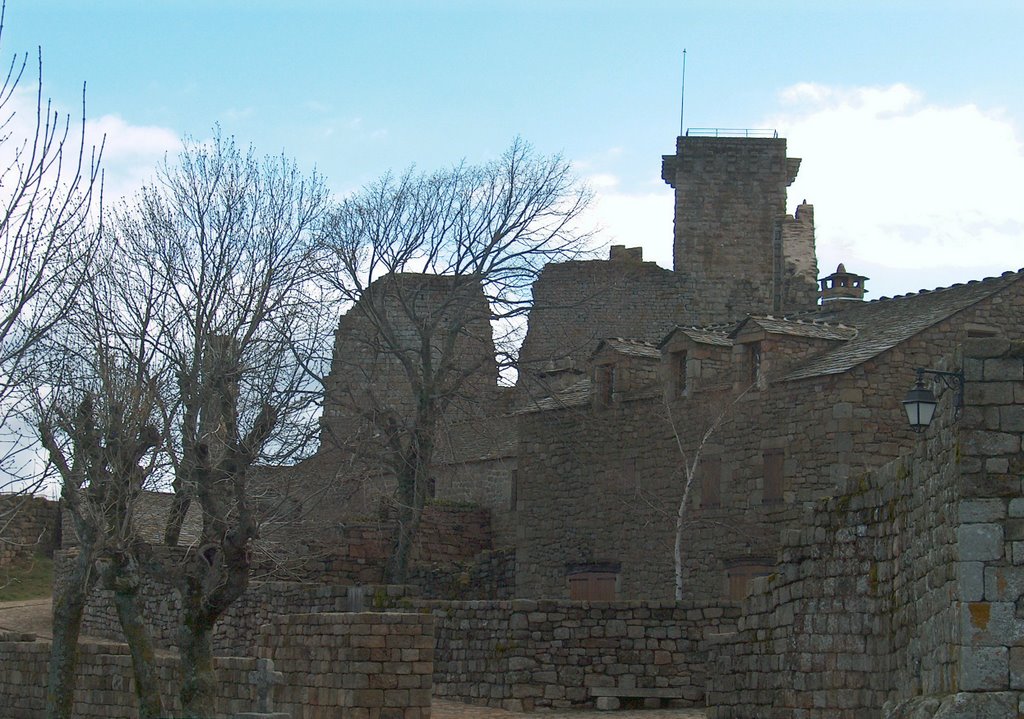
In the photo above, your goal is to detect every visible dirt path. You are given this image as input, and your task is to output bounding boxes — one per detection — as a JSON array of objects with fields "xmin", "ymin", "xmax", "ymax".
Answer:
[{"xmin": 0, "ymin": 597, "xmax": 53, "ymax": 638}]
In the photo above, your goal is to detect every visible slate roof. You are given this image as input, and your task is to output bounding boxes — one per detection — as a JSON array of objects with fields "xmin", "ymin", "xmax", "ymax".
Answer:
[
  {"xmin": 592, "ymin": 338, "xmax": 661, "ymax": 360},
  {"xmin": 783, "ymin": 269, "xmax": 1024, "ymax": 381},
  {"xmin": 436, "ymin": 414, "xmax": 519, "ymax": 463},
  {"xmin": 731, "ymin": 316, "xmax": 858, "ymax": 342},
  {"xmin": 658, "ymin": 326, "xmax": 734, "ymax": 348},
  {"xmin": 518, "ymin": 378, "xmax": 593, "ymax": 414}
]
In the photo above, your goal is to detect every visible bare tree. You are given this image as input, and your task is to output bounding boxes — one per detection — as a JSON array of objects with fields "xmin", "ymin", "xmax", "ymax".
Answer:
[
  {"xmin": 317, "ymin": 138, "xmax": 592, "ymax": 583},
  {"xmin": 120, "ymin": 130, "xmax": 332, "ymax": 717},
  {"xmin": 664, "ymin": 384, "xmax": 751, "ymax": 600},
  {"xmin": 0, "ymin": 2, "xmax": 102, "ymax": 508},
  {"xmin": 36, "ymin": 227, "xmax": 170, "ymax": 719}
]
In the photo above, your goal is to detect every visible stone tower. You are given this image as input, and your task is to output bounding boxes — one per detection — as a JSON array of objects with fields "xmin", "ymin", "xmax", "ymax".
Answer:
[{"xmin": 661, "ymin": 135, "xmax": 819, "ymax": 324}]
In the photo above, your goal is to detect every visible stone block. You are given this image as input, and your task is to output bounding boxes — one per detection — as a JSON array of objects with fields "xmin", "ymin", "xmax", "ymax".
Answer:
[
  {"xmin": 959, "ymin": 499, "xmax": 1006, "ymax": 523},
  {"xmin": 962, "ymin": 430, "xmax": 1020, "ymax": 456},
  {"xmin": 932, "ymin": 691, "xmax": 1016, "ymax": 718},
  {"xmin": 962, "ymin": 601, "xmax": 1024, "ymax": 646},
  {"xmin": 1005, "ymin": 519, "xmax": 1024, "ymax": 542},
  {"xmin": 984, "ymin": 359, "xmax": 1024, "ymax": 381},
  {"xmin": 1000, "ymin": 405, "xmax": 1024, "ymax": 432},
  {"xmin": 959, "ymin": 646, "xmax": 1008, "ymax": 690},
  {"xmin": 595, "ymin": 696, "xmax": 620, "ymax": 710},
  {"xmin": 959, "ymin": 562, "xmax": 985, "ymax": 601},
  {"xmin": 984, "ymin": 566, "xmax": 1024, "ymax": 601},
  {"xmin": 958, "ymin": 523, "xmax": 1004, "ymax": 561}
]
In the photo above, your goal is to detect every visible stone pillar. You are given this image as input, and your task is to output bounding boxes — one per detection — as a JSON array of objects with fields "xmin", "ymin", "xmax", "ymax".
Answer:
[{"xmin": 954, "ymin": 339, "xmax": 1024, "ymax": 714}]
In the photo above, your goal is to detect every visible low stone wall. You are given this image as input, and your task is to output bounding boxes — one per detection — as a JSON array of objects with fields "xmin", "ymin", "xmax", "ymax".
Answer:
[
  {"xmin": 419, "ymin": 598, "xmax": 741, "ymax": 711},
  {"xmin": 69, "ymin": 559, "xmax": 416, "ymax": 656},
  {"xmin": 0, "ymin": 494, "xmax": 59, "ymax": 567},
  {"xmin": 262, "ymin": 612, "xmax": 433, "ymax": 719},
  {"xmin": 0, "ymin": 630, "xmax": 257, "ymax": 719},
  {"xmin": 0, "ymin": 611, "xmax": 433, "ymax": 719}
]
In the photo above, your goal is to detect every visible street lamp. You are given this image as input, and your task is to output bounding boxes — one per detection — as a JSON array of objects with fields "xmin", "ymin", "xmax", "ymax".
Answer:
[{"xmin": 902, "ymin": 367, "xmax": 965, "ymax": 432}]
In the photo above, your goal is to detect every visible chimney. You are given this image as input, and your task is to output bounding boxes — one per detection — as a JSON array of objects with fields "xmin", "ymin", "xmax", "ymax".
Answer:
[{"xmin": 819, "ymin": 263, "xmax": 868, "ymax": 303}]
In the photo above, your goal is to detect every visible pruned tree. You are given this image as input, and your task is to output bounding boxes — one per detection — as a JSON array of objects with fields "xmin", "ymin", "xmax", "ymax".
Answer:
[
  {"xmin": 36, "ymin": 128, "xmax": 330, "ymax": 719},
  {"xmin": 121, "ymin": 130, "xmax": 332, "ymax": 717},
  {"xmin": 316, "ymin": 138, "xmax": 592, "ymax": 583},
  {"xmin": 36, "ymin": 222, "xmax": 170, "ymax": 719}
]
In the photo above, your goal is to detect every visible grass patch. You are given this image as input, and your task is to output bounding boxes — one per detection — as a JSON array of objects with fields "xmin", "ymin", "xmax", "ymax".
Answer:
[{"xmin": 0, "ymin": 556, "xmax": 54, "ymax": 602}]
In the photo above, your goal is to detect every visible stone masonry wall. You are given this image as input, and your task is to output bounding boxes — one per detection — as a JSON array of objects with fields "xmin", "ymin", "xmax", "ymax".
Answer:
[
  {"xmin": 0, "ymin": 631, "xmax": 258, "ymax": 719},
  {"xmin": 516, "ymin": 282, "xmax": 1024, "ymax": 602},
  {"xmin": 662, "ymin": 136, "xmax": 817, "ymax": 324},
  {"xmin": 72, "ymin": 563, "xmax": 417, "ymax": 656},
  {"xmin": 705, "ymin": 339, "xmax": 1024, "ymax": 718},
  {"xmin": 516, "ymin": 251, "xmax": 690, "ymax": 394},
  {"xmin": 0, "ymin": 494, "xmax": 59, "ymax": 567},
  {"xmin": 416, "ymin": 598, "xmax": 740, "ymax": 711},
  {"xmin": 0, "ymin": 612, "xmax": 433, "ymax": 719},
  {"xmin": 260, "ymin": 612, "xmax": 433, "ymax": 719}
]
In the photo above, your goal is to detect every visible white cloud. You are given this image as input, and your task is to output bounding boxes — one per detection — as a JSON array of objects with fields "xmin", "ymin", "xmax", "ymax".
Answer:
[
  {"xmin": 768, "ymin": 83, "xmax": 1024, "ymax": 296},
  {"xmin": 0, "ymin": 88, "xmax": 179, "ymax": 207},
  {"xmin": 84, "ymin": 114, "xmax": 180, "ymax": 200},
  {"xmin": 580, "ymin": 175, "xmax": 674, "ymax": 268}
]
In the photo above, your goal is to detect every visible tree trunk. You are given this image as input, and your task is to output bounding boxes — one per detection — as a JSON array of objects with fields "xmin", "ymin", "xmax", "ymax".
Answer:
[
  {"xmin": 385, "ymin": 432, "xmax": 431, "ymax": 585},
  {"xmin": 111, "ymin": 578, "xmax": 163, "ymax": 718},
  {"xmin": 46, "ymin": 549, "xmax": 91, "ymax": 719},
  {"xmin": 179, "ymin": 611, "xmax": 217, "ymax": 719}
]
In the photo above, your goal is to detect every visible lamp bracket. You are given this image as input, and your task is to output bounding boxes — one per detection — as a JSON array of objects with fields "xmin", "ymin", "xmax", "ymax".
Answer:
[{"xmin": 914, "ymin": 367, "xmax": 965, "ymax": 418}]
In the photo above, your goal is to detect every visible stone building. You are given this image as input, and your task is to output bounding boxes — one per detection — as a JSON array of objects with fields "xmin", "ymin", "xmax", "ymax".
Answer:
[{"xmin": 307, "ymin": 131, "xmax": 1023, "ymax": 604}]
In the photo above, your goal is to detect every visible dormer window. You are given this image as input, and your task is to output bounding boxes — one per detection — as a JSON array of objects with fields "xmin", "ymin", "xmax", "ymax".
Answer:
[
  {"xmin": 672, "ymin": 350, "xmax": 688, "ymax": 396},
  {"xmin": 595, "ymin": 364, "xmax": 615, "ymax": 406},
  {"xmin": 749, "ymin": 342, "xmax": 762, "ymax": 386}
]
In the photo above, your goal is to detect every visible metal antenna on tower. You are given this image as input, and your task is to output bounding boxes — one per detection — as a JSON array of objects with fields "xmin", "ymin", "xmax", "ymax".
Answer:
[{"xmin": 679, "ymin": 49, "xmax": 687, "ymax": 137}]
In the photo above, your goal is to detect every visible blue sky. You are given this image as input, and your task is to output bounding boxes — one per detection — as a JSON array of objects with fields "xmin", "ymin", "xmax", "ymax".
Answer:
[{"xmin": 4, "ymin": 1, "xmax": 1023, "ymax": 300}]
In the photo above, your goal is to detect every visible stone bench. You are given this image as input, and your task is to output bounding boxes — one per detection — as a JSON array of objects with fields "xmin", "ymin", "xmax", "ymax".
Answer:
[{"xmin": 590, "ymin": 686, "xmax": 685, "ymax": 710}]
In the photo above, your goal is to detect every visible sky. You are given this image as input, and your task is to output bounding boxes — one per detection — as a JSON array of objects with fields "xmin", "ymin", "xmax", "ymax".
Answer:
[{"xmin": 3, "ymin": 0, "xmax": 1023, "ymax": 302}]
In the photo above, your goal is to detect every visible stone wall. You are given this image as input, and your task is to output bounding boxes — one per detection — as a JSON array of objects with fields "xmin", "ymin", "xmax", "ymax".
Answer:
[
  {"xmin": 516, "ymin": 249, "xmax": 690, "ymax": 394},
  {"xmin": 705, "ymin": 339, "xmax": 1024, "ymax": 718},
  {"xmin": 260, "ymin": 612, "xmax": 433, "ymax": 719},
  {"xmin": 418, "ymin": 598, "xmax": 740, "ymax": 711},
  {"xmin": 515, "ymin": 281, "xmax": 1024, "ymax": 602},
  {"xmin": 0, "ymin": 611, "xmax": 433, "ymax": 719},
  {"xmin": 0, "ymin": 494, "xmax": 59, "ymax": 567},
  {"xmin": 72, "ymin": 561, "xmax": 417, "ymax": 656},
  {"xmin": 0, "ymin": 631, "xmax": 258, "ymax": 719},
  {"xmin": 661, "ymin": 136, "xmax": 817, "ymax": 323}
]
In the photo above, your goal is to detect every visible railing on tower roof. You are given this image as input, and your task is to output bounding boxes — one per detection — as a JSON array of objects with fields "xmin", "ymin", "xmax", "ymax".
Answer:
[{"xmin": 684, "ymin": 128, "xmax": 779, "ymax": 138}]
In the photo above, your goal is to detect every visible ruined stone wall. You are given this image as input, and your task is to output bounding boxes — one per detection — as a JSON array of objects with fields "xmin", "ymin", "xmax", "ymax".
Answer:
[
  {"xmin": 705, "ymin": 339, "xmax": 1024, "ymax": 718},
  {"xmin": 777, "ymin": 201, "xmax": 819, "ymax": 312},
  {"xmin": 661, "ymin": 136, "xmax": 817, "ymax": 323},
  {"xmin": 0, "ymin": 494, "xmax": 59, "ymax": 567},
  {"xmin": 320, "ymin": 273, "xmax": 499, "ymax": 453},
  {"xmin": 516, "ymin": 253, "xmax": 690, "ymax": 394},
  {"xmin": 516, "ymin": 285, "xmax": 1024, "ymax": 601},
  {"xmin": 0, "ymin": 612, "xmax": 433, "ymax": 719},
  {"xmin": 416, "ymin": 598, "xmax": 740, "ymax": 711}
]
